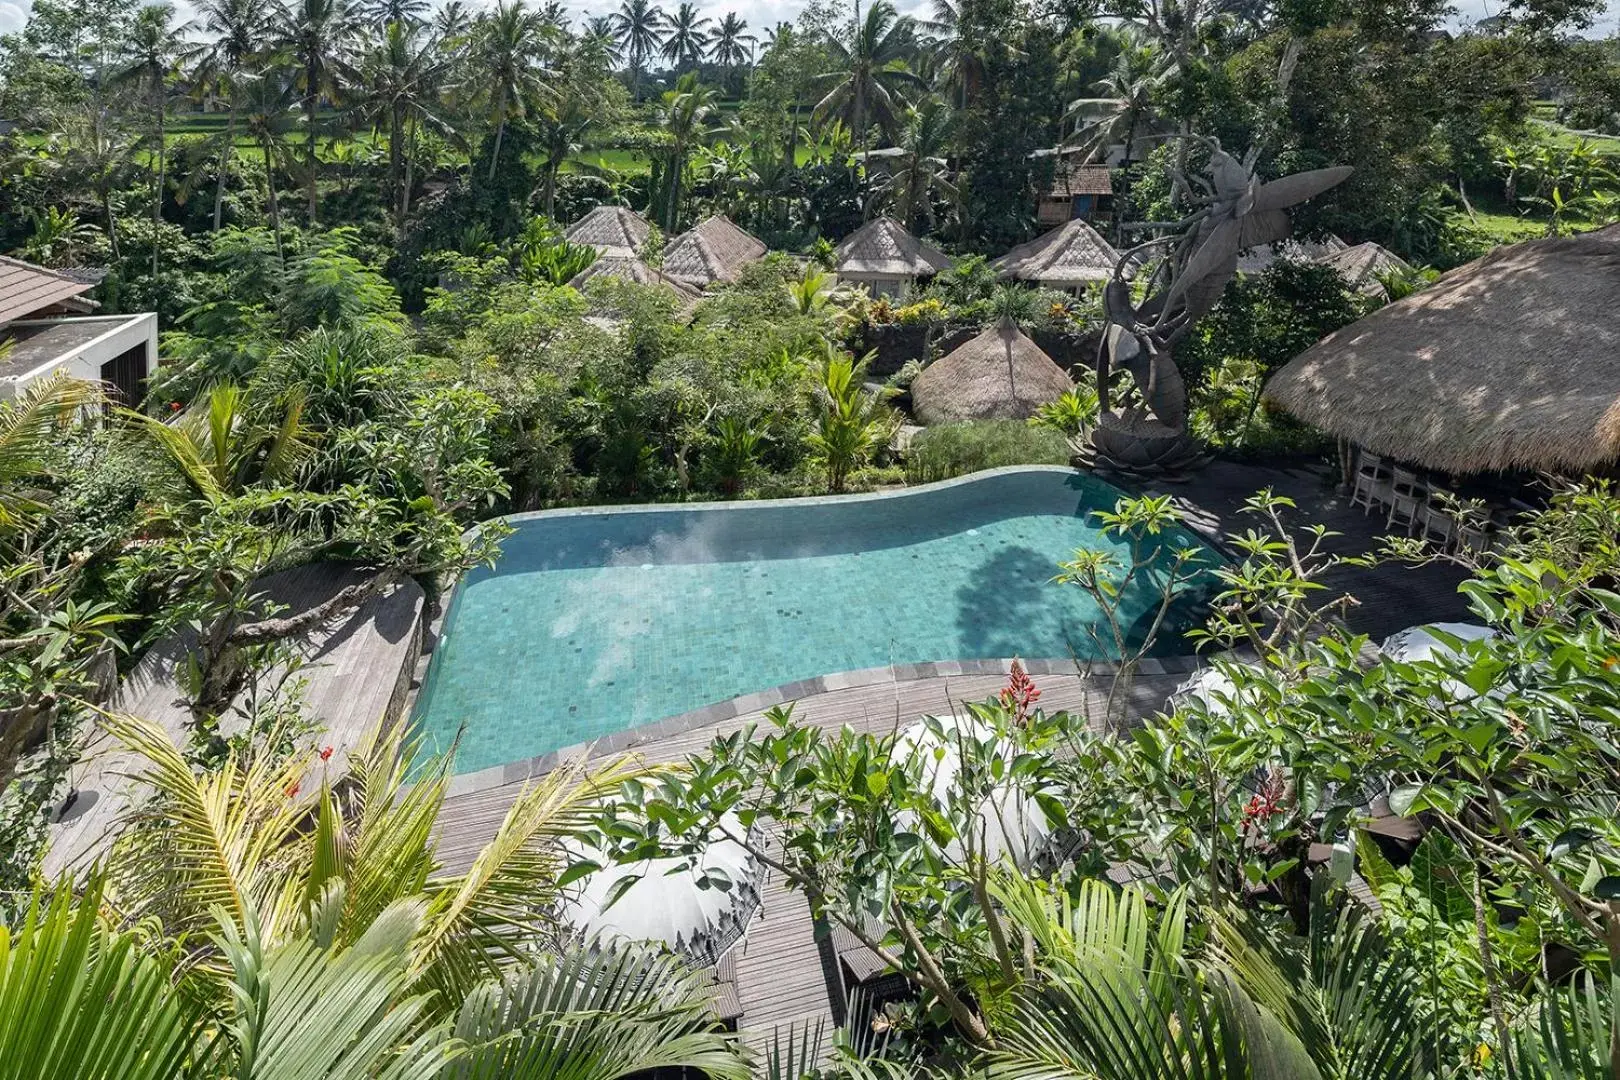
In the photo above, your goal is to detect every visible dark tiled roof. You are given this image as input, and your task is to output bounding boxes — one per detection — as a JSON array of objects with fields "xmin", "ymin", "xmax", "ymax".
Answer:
[{"xmin": 0, "ymin": 256, "xmax": 97, "ymax": 325}]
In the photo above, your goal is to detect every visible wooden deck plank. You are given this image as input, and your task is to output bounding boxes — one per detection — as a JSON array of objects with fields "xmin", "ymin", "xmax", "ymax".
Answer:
[{"xmin": 43, "ymin": 564, "xmax": 424, "ymax": 878}]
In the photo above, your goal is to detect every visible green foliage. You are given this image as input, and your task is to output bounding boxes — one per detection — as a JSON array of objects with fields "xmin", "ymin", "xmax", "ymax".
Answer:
[
  {"xmin": 903, "ymin": 420, "xmax": 1070, "ymax": 484},
  {"xmin": 806, "ymin": 346, "xmax": 894, "ymax": 492}
]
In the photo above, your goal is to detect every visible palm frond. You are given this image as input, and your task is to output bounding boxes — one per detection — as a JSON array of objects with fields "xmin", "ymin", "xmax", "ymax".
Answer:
[
  {"xmin": 0, "ymin": 877, "xmax": 202, "ymax": 1080},
  {"xmin": 103, "ymin": 710, "xmax": 310, "ymax": 951},
  {"xmin": 119, "ymin": 405, "xmax": 228, "ymax": 503},
  {"xmin": 0, "ymin": 374, "xmax": 103, "ymax": 528},
  {"xmin": 446, "ymin": 942, "xmax": 748, "ymax": 1080},
  {"xmin": 414, "ymin": 754, "xmax": 654, "ymax": 999}
]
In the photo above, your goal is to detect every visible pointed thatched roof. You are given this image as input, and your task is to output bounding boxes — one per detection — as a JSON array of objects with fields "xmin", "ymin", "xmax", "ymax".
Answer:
[
  {"xmin": 992, "ymin": 220, "xmax": 1120, "ymax": 288},
  {"xmin": 833, "ymin": 217, "xmax": 953, "ymax": 279},
  {"xmin": 910, "ymin": 318, "xmax": 1074, "ymax": 425},
  {"xmin": 567, "ymin": 255, "xmax": 704, "ymax": 303},
  {"xmin": 1314, "ymin": 241, "xmax": 1412, "ymax": 296},
  {"xmin": 564, "ymin": 206, "xmax": 651, "ymax": 256},
  {"xmin": 663, "ymin": 215, "xmax": 768, "ymax": 288},
  {"xmin": 1264, "ymin": 226, "xmax": 1620, "ymax": 475}
]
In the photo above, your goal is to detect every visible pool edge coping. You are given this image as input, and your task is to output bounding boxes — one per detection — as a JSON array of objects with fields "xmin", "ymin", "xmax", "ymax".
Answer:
[{"xmin": 443, "ymin": 653, "xmax": 1205, "ymax": 798}]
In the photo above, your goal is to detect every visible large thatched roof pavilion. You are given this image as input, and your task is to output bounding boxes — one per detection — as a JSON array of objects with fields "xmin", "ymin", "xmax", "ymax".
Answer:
[
  {"xmin": 833, "ymin": 216, "xmax": 952, "ymax": 297},
  {"xmin": 911, "ymin": 318, "xmax": 1074, "ymax": 425},
  {"xmin": 564, "ymin": 206, "xmax": 651, "ymax": 257},
  {"xmin": 991, "ymin": 219, "xmax": 1120, "ymax": 292},
  {"xmin": 1264, "ymin": 226, "xmax": 1620, "ymax": 475},
  {"xmin": 663, "ymin": 215, "xmax": 768, "ymax": 288}
]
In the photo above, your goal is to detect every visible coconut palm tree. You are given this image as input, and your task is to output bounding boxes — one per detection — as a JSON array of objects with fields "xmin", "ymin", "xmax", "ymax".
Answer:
[
  {"xmin": 708, "ymin": 12, "xmax": 756, "ymax": 69},
  {"xmin": 813, "ymin": 0, "xmax": 924, "ymax": 163},
  {"xmin": 192, "ymin": 0, "xmax": 275, "ymax": 231},
  {"xmin": 653, "ymin": 72, "xmax": 721, "ymax": 230},
  {"xmin": 609, "ymin": 0, "xmax": 664, "ymax": 99},
  {"xmin": 354, "ymin": 21, "xmax": 454, "ymax": 225},
  {"xmin": 659, "ymin": 2, "xmax": 711, "ymax": 72},
  {"xmin": 278, "ymin": 0, "xmax": 360, "ymax": 225},
  {"xmin": 1062, "ymin": 30, "xmax": 1167, "ymax": 166},
  {"xmin": 433, "ymin": 0, "xmax": 472, "ymax": 40},
  {"xmin": 476, "ymin": 0, "xmax": 552, "ymax": 184},
  {"xmin": 236, "ymin": 71, "xmax": 302, "ymax": 262},
  {"xmin": 583, "ymin": 15, "xmax": 624, "ymax": 65},
  {"xmin": 108, "ymin": 3, "xmax": 195, "ymax": 279},
  {"xmin": 533, "ymin": 49, "xmax": 616, "ymax": 219},
  {"xmin": 358, "ymin": 0, "xmax": 428, "ymax": 29},
  {"xmin": 864, "ymin": 97, "xmax": 956, "ymax": 233}
]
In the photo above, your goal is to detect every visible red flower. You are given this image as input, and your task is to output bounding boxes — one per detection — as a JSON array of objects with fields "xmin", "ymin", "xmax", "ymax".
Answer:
[
  {"xmin": 285, "ymin": 780, "xmax": 301, "ymax": 798},
  {"xmin": 1000, "ymin": 660, "xmax": 1041, "ymax": 727},
  {"xmin": 319, "ymin": 745, "xmax": 334, "ymax": 762},
  {"xmin": 169, "ymin": 401, "xmax": 183, "ymax": 412}
]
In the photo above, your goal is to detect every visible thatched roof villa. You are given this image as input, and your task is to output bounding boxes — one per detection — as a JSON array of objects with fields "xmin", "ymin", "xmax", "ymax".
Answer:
[
  {"xmin": 664, "ymin": 215, "xmax": 768, "ymax": 289},
  {"xmin": 1314, "ymin": 241, "xmax": 1412, "ymax": 297},
  {"xmin": 1264, "ymin": 226, "xmax": 1620, "ymax": 475},
  {"xmin": 911, "ymin": 318, "xmax": 1074, "ymax": 425},
  {"xmin": 567, "ymin": 255, "xmax": 704, "ymax": 304},
  {"xmin": 991, "ymin": 219, "xmax": 1120, "ymax": 293},
  {"xmin": 564, "ymin": 206, "xmax": 652, "ymax": 257},
  {"xmin": 833, "ymin": 217, "xmax": 953, "ymax": 298}
]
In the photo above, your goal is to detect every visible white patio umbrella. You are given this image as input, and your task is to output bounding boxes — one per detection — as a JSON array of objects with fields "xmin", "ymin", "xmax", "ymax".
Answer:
[
  {"xmin": 893, "ymin": 715, "xmax": 1053, "ymax": 870},
  {"xmin": 1380, "ymin": 622, "xmax": 1496, "ymax": 663},
  {"xmin": 1381, "ymin": 621, "xmax": 1498, "ymax": 701},
  {"xmin": 1166, "ymin": 662, "xmax": 1261, "ymax": 718},
  {"xmin": 563, "ymin": 812, "xmax": 762, "ymax": 967}
]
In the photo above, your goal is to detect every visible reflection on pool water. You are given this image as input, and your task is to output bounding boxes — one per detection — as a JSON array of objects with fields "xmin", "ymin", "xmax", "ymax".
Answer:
[{"xmin": 412, "ymin": 467, "xmax": 1219, "ymax": 774}]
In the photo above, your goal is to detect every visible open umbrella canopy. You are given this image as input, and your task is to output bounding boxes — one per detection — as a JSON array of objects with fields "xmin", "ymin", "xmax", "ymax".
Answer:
[
  {"xmin": 1381, "ymin": 622, "xmax": 1496, "ymax": 663},
  {"xmin": 563, "ymin": 812, "xmax": 762, "ymax": 967},
  {"xmin": 1167, "ymin": 662, "xmax": 1262, "ymax": 719},
  {"xmin": 893, "ymin": 714, "xmax": 1053, "ymax": 869}
]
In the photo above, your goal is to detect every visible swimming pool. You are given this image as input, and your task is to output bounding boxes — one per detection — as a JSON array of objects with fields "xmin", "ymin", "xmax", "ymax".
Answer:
[{"xmin": 413, "ymin": 467, "xmax": 1219, "ymax": 775}]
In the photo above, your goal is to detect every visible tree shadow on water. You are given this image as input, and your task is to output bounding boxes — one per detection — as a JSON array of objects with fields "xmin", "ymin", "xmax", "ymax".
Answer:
[{"xmin": 954, "ymin": 545, "xmax": 1078, "ymax": 660}]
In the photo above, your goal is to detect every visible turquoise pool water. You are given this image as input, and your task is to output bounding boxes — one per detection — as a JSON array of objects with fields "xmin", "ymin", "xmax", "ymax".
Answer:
[{"xmin": 413, "ymin": 467, "xmax": 1219, "ymax": 774}]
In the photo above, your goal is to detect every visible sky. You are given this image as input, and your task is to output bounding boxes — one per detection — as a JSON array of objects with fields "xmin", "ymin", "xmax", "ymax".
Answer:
[{"xmin": 0, "ymin": 0, "xmax": 1613, "ymax": 47}]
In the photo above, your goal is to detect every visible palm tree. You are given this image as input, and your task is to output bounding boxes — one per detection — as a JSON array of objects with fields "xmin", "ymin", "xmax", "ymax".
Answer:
[
  {"xmin": 109, "ymin": 4, "xmax": 194, "ymax": 279},
  {"xmin": 1062, "ymin": 30, "xmax": 1166, "ymax": 166},
  {"xmin": 237, "ymin": 72, "xmax": 301, "ymax": 262},
  {"xmin": 3, "ymin": 715, "xmax": 751, "ymax": 1079},
  {"xmin": 123, "ymin": 382, "xmax": 314, "ymax": 505},
  {"xmin": 433, "ymin": 0, "xmax": 472, "ymax": 39},
  {"xmin": 865, "ymin": 97, "xmax": 956, "ymax": 233},
  {"xmin": 659, "ymin": 2, "xmax": 711, "ymax": 72},
  {"xmin": 813, "ymin": 0, "xmax": 924, "ymax": 163},
  {"xmin": 708, "ymin": 12, "xmax": 756, "ymax": 69},
  {"xmin": 583, "ymin": 15, "xmax": 624, "ymax": 66},
  {"xmin": 534, "ymin": 49, "xmax": 616, "ymax": 219},
  {"xmin": 191, "ymin": 0, "xmax": 275, "ymax": 231},
  {"xmin": 278, "ymin": 0, "xmax": 359, "ymax": 224},
  {"xmin": 62, "ymin": 105, "xmax": 133, "ymax": 263},
  {"xmin": 653, "ymin": 72, "xmax": 721, "ymax": 230},
  {"xmin": 609, "ymin": 0, "xmax": 664, "ymax": 100},
  {"xmin": 476, "ymin": 0, "xmax": 552, "ymax": 184},
  {"xmin": 355, "ymin": 21, "xmax": 453, "ymax": 225},
  {"xmin": 358, "ymin": 0, "xmax": 428, "ymax": 29}
]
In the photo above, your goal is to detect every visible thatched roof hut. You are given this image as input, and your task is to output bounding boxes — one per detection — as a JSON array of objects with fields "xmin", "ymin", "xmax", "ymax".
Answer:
[
  {"xmin": 564, "ymin": 206, "xmax": 651, "ymax": 256},
  {"xmin": 910, "ymin": 318, "xmax": 1074, "ymax": 425},
  {"xmin": 833, "ymin": 216, "xmax": 952, "ymax": 296},
  {"xmin": 567, "ymin": 255, "xmax": 704, "ymax": 303},
  {"xmin": 663, "ymin": 215, "xmax": 768, "ymax": 288},
  {"xmin": 1315, "ymin": 241, "xmax": 1412, "ymax": 297},
  {"xmin": 1264, "ymin": 226, "xmax": 1620, "ymax": 475},
  {"xmin": 991, "ymin": 219, "xmax": 1120, "ymax": 290}
]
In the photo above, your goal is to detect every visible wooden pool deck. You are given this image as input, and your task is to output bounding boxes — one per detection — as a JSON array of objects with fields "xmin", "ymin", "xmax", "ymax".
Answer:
[{"xmin": 44, "ymin": 564, "xmax": 424, "ymax": 878}]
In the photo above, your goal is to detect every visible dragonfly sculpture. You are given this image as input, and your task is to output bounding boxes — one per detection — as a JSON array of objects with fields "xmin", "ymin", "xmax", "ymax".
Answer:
[{"xmin": 1087, "ymin": 139, "xmax": 1352, "ymax": 473}]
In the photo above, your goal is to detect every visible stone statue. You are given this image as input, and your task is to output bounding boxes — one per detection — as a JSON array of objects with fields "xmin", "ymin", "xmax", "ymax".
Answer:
[{"xmin": 1082, "ymin": 140, "xmax": 1352, "ymax": 475}]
